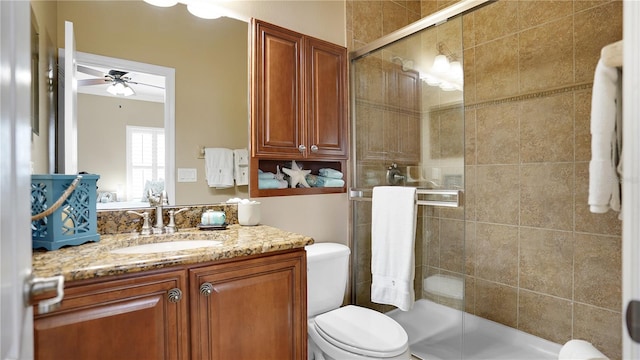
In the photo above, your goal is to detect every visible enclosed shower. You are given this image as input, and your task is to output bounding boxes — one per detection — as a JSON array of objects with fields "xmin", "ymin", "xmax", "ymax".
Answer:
[
  {"xmin": 349, "ymin": 9, "xmax": 469, "ymax": 359},
  {"xmin": 348, "ymin": 1, "xmax": 565, "ymax": 359}
]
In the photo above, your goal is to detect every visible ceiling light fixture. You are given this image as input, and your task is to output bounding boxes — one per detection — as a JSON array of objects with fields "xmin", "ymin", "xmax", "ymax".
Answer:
[
  {"xmin": 143, "ymin": 0, "xmax": 178, "ymax": 7},
  {"xmin": 107, "ymin": 80, "xmax": 135, "ymax": 97},
  {"xmin": 423, "ymin": 42, "xmax": 464, "ymax": 92},
  {"xmin": 186, "ymin": 1, "xmax": 228, "ymax": 19}
]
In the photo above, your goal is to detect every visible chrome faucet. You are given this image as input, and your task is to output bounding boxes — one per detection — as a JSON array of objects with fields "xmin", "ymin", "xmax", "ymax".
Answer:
[{"xmin": 148, "ymin": 190, "xmax": 169, "ymax": 234}]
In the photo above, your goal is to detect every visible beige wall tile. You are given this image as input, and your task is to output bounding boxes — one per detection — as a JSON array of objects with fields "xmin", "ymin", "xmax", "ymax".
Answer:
[
  {"xmin": 574, "ymin": 303, "xmax": 622, "ymax": 360},
  {"xmin": 574, "ymin": 0, "xmax": 617, "ymax": 13},
  {"xmin": 574, "ymin": 162, "xmax": 622, "ymax": 235},
  {"xmin": 464, "ymin": 165, "xmax": 476, "ymax": 221},
  {"xmin": 475, "ymin": 279, "xmax": 518, "ymax": 327},
  {"xmin": 440, "ymin": 219, "xmax": 465, "ymax": 273},
  {"xmin": 574, "ymin": 233, "xmax": 621, "ymax": 310},
  {"xmin": 519, "ymin": 17, "xmax": 574, "ymax": 93},
  {"xmin": 476, "ymin": 165, "xmax": 520, "ymax": 225},
  {"xmin": 475, "ymin": 35, "xmax": 519, "ymax": 101},
  {"xmin": 439, "ymin": 108, "xmax": 464, "ymax": 158},
  {"xmin": 518, "ymin": 0, "xmax": 572, "ymax": 31},
  {"xmin": 476, "ymin": 102, "xmax": 519, "ymax": 165},
  {"xmin": 518, "ymin": 290, "xmax": 573, "ymax": 344},
  {"xmin": 463, "ymin": 48, "xmax": 476, "ymax": 105},
  {"xmin": 476, "ymin": 223, "xmax": 518, "ymax": 286},
  {"xmin": 519, "ymin": 227, "xmax": 574, "ymax": 298},
  {"xmin": 425, "ymin": 216, "xmax": 441, "ymax": 268},
  {"xmin": 520, "ymin": 163, "xmax": 574, "ymax": 231},
  {"xmin": 520, "ymin": 93, "xmax": 574, "ymax": 163},
  {"xmin": 575, "ymin": 90, "xmax": 592, "ymax": 162},
  {"xmin": 353, "ymin": 1, "xmax": 383, "ymax": 44},
  {"xmin": 462, "ymin": 12, "xmax": 475, "ymax": 50},
  {"xmin": 464, "ymin": 275, "xmax": 475, "ymax": 314},
  {"xmin": 383, "ymin": 1, "xmax": 408, "ymax": 35},
  {"xmin": 473, "ymin": 1, "xmax": 518, "ymax": 45},
  {"xmin": 465, "ymin": 221, "xmax": 476, "ymax": 275},
  {"xmin": 574, "ymin": 1, "xmax": 623, "ymax": 83}
]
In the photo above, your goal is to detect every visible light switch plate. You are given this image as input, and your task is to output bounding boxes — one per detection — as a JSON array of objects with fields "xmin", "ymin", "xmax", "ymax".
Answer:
[{"xmin": 177, "ymin": 168, "xmax": 197, "ymax": 182}]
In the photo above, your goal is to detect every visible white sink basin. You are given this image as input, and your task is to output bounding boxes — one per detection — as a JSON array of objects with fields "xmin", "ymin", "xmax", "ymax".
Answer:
[{"xmin": 111, "ymin": 240, "xmax": 223, "ymax": 254}]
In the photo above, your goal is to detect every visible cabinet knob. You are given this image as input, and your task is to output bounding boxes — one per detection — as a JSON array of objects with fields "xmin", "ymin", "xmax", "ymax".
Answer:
[
  {"xmin": 298, "ymin": 144, "xmax": 306, "ymax": 153},
  {"xmin": 200, "ymin": 282, "xmax": 213, "ymax": 296},
  {"xmin": 167, "ymin": 288, "xmax": 182, "ymax": 303},
  {"xmin": 310, "ymin": 145, "xmax": 319, "ymax": 153}
]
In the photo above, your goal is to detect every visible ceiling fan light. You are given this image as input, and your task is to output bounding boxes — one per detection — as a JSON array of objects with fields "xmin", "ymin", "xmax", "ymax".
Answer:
[
  {"xmin": 122, "ymin": 85, "xmax": 135, "ymax": 97},
  {"xmin": 106, "ymin": 84, "xmax": 119, "ymax": 96},
  {"xmin": 143, "ymin": 0, "xmax": 178, "ymax": 7},
  {"xmin": 187, "ymin": 2, "xmax": 226, "ymax": 19}
]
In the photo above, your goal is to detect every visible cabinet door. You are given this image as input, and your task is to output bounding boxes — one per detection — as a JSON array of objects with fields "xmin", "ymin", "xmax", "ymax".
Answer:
[
  {"xmin": 306, "ymin": 38, "xmax": 348, "ymax": 159},
  {"xmin": 190, "ymin": 250, "xmax": 307, "ymax": 360},
  {"xmin": 252, "ymin": 20, "xmax": 305, "ymax": 158},
  {"xmin": 34, "ymin": 270, "xmax": 188, "ymax": 360}
]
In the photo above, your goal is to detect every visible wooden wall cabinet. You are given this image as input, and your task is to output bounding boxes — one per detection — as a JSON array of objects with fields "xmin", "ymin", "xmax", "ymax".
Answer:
[
  {"xmin": 250, "ymin": 19, "xmax": 348, "ymax": 197},
  {"xmin": 34, "ymin": 250, "xmax": 307, "ymax": 360},
  {"xmin": 251, "ymin": 19, "xmax": 348, "ymax": 160}
]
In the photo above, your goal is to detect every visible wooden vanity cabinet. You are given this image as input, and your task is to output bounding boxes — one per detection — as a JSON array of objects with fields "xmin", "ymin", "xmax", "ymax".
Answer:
[
  {"xmin": 251, "ymin": 19, "xmax": 348, "ymax": 160},
  {"xmin": 33, "ymin": 249, "xmax": 307, "ymax": 360},
  {"xmin": 189, "ymin": 249, "xmax": 307, "ymax": 360},
  {"xmin": 33, "ymin": 269, "xmax": 189, "ymax": 360}
]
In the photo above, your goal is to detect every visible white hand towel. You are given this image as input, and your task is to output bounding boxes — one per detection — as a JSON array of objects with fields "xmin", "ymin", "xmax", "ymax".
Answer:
[
  {"xmin": 371, "ymin": 186, "xmax": 417, "ymax": 311},
  {"xmin": 588, "ymin": 59, "xmax": 622, "ymax": 214},
  {"xmin": 233, "ymin": 148, "xmax": 249, "ymax": 186},
  {"xmin": 204, "ymin": 148, "xmax": 234, "ymax": 188}
]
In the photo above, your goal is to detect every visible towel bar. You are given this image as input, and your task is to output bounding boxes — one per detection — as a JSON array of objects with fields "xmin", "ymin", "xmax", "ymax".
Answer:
[{"xmin": 349, "ymin": 187, "xmax": 463, "ymax": 208}]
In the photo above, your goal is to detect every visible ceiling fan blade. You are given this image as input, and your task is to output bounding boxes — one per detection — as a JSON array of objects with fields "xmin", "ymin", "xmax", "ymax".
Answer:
[
  {"xmin": 77, "ymin": 65, "xmax": 106, "ymax": 78},
  {"xmin": 127, "ymin": 80, "xmax": 165, "ymax": 90},
  {"xmin": 78, "ymin": 78, "xmax": 109, "ymax": 86}
]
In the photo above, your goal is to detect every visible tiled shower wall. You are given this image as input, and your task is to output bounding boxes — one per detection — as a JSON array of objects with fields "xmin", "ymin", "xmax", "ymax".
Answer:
[{"xmin": 347, "ymin": 1, "xmax": 623, "ymax": 359}]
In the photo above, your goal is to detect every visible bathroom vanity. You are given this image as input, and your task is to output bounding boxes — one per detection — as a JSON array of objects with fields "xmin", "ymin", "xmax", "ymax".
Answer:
[{"xmin": 31, "ymin": 225, "xmax": 312, "ymax": 360}]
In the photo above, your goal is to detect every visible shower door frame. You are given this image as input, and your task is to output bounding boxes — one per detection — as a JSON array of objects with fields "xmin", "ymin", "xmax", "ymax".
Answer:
[{"xmin": 348, "ymin": 0, "xmax": 491, "ymax": 307}]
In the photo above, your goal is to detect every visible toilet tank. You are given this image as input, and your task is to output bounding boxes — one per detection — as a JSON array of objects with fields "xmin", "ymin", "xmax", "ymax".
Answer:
[{"xmin": 305, "ymin": 243, "xmax": 351, "ymax": 318}]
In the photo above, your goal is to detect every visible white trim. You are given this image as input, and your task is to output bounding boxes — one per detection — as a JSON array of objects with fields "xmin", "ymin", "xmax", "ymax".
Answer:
[
  {"xmin": 0, "ymin": 1, "xmax": 35, "ymax": 357},
  {"xmin": 622, "ymin": 0, "xmax": 640, "ymax": 357},
  {"xmin": 74, "ymin": 52, "xmax": 176, "ymax": 205}
]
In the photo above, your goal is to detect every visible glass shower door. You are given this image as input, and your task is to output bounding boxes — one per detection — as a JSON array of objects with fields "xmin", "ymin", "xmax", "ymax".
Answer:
[{"xmin": 350, "ymin": 15, "xmax": 466, "ymax": 360}]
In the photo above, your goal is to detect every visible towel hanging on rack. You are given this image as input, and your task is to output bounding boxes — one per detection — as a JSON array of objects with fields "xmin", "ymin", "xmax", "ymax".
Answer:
[{"xmin": 588, "ymin": 58, "xmax": 622, "ymax": 217}]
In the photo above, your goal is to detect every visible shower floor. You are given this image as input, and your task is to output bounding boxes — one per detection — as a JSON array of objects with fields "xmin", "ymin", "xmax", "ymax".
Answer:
[{"xmin": 387, "ymin": 299, "xmax": 562, "ymax": 360}]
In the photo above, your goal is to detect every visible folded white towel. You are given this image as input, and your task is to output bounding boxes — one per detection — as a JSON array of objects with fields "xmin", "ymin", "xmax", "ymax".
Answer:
[
  {"xmin": 371, "ymin": 186, "xmax": 417, "ymax": 311},
  {"xmin": 204, "ymin": 148, "xmax": 234, "ymax": 188},
  {"xmin": 233, "ymin": 148, "xmax": 249, "ymax": 186},
  {"xmin": 588, "ymin": 59, "xmax": 622, "ymax": 215}
]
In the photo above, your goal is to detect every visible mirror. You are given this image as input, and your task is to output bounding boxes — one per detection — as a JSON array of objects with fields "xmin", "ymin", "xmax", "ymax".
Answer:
[
  {"xmin": 33, "ymin": 1, "xmax": 249, "ymax": 209},
  {"xmin": 74, "ymin": 52, "xmax": 175, "ymax": 209}
]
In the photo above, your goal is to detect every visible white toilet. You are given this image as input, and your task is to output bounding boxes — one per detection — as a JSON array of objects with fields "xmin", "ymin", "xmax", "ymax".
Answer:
[{"xmin": 305, "ymin": 243, "xmax": 411, "ymax": 360}]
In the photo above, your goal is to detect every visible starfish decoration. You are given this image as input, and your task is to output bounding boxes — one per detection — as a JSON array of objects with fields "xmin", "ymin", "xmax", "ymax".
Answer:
[
  {"xmin": 275, "ymin": 165, "xmax": 285, "ymax": 181},
  {"xmin": 282, "ymin": 160, "xmax": 311, "ymax": 188}
]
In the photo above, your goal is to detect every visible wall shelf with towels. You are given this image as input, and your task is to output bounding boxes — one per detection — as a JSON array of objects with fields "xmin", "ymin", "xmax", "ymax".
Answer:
[{"xmin": 602, "ymin": 39, "xmax": 623, "ymax": 67}]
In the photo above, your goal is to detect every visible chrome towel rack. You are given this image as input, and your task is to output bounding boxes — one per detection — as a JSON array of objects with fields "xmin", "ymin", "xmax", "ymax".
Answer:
[{"xmin": 349, "ymin": 187, "xmax": 463, "ymax": 208}]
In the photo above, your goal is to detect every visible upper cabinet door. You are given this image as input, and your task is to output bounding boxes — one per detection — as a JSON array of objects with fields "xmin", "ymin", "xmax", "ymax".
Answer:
[
  {"xmin": 306, "ymin": 38, "xmax": 348, "ymax": 159},
  {"xmin": 252, "ymin": 20, "xmax": 304, "ymax": 158}
]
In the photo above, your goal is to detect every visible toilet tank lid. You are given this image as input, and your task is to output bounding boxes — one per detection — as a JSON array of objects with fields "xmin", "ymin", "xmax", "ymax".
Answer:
[{"xmin": 305, "ymin": 243, "xmax": 350, "ymax": 261}]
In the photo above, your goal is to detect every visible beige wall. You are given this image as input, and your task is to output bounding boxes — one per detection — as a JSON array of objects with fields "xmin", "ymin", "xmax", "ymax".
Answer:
[{"xmin": 348, "ymin": 0, "xmax": 623, "ymax": 359}]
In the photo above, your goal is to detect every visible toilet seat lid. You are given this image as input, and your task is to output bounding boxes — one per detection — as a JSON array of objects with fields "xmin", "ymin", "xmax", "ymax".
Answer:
[{"xmin": 314, "ymin": 305, "xmax": 408, "ymax": 357}]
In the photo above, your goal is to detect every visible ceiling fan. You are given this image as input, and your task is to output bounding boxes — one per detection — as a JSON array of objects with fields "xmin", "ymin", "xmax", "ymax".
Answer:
[{"xmin": 77, "ymin": 65, "xmax": 164, "ymax": 97}]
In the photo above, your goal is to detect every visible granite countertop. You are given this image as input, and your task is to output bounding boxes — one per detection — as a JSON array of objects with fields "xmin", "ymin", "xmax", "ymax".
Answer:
[{"xmin": 32, "ymin": 225, "xmax": 314, "ymax": 282}]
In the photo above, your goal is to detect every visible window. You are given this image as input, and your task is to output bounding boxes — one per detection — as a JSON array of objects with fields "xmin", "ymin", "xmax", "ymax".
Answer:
[{"xmin": 126, "ymin": 126, "xmax": 165, "ymax": 201}]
